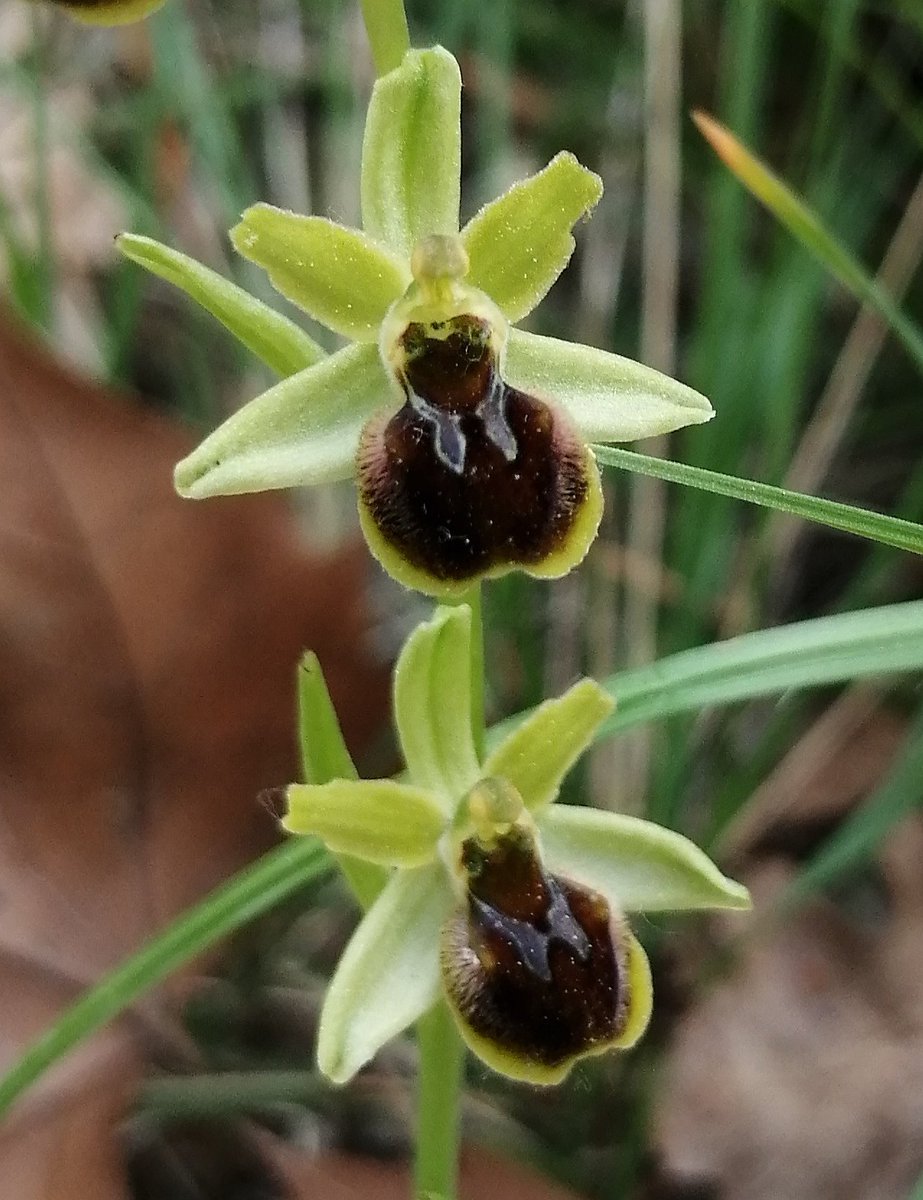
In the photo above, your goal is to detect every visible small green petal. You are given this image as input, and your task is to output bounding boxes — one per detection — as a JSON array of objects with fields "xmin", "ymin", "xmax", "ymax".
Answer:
[
  {"xmin": 462, "ymin": 152, "xmax": 602, "ymax": 323},
  {"xmin": 298, "ymin": 652, "xmax": 359, "ymax": 785},
  {"xmin": 283, "ymin": 780, "xmax": 444, "ymax": 867},
  {"xmin": 506, "ymin": 329, "xmax": 714, "ymax": 442},
  {"xmin": 118, "ymin": 234, "xmax": 324, "ymax": 378},
  {"xmin": 317, "ymin": 863, "xmax": 454, "ymax": 1084},
  {"xmin": 394, "ymin": 606, "xmax": 481, "ymax": 806},
  {"xmin": 231, "ymin": 205, "xmax": 409, "ymax": 342},
  {"xmin": 174, "ymin": 343, "xmax": 392, "ymax": 498},
  {"xmin": 361, "ymin": 47, "xmax": 462, "ymax": 260},
  {"xmin": 540, "ymin": 806, "xmax": 752, "ymax": 913},
  {"xmin": 54, "ymin": 0, "xmax": 166, "ymax": 23},
  {"xmin": 483, "ymin": 679, "xmax": 614, "ymax": 815},
  {"xmin": 297, "ymin": 654, "xmax": 387, "ymax": 909}
]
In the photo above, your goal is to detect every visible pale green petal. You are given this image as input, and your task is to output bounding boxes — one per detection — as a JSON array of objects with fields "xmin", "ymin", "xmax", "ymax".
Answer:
[
  {"xmin": 462, "ymin": 152, "xmax": 602, "ymax": 323},
  {"xmin": 174, "ymin": 343, "xmax": 393, "ymax": 498},
  {"xmin": 117, "ymin": 234, "xmax": 324, "ymax": 377},
  {"xmin": 483, "ymin": 680, "xmax": 614, "ymax": 815},
  {"xmin": 59, "ymin": 0, "xmax": 166, "ymax": 24},
  {"xmin": 394, "ymin": 606, "xmax": 481, "ymax": 807},
  {"xmin": 283, "ymin": 780, "xmax": 444, "ymax": 867},
  {"xmin": 297, "ymin": 654, "xmax": 386, "ymax": 909},
  {"xmin": 298, "ymin": 652, "xmax": 360, "ymax": 785},
  {"xmin": 361, "ymin": 47, "xmax": 461, "ymax": 259},
  {"xmin": 540, "ymin": 806, "xmax": 751, "ymax": 913},
  {"xmin": 231, "ymin": 205, "xmax": 409, "ymax": 341},
  {"xmin": 317, "ymin": 863, "xmax": 453, "ymax": 1083},
  {"xmin": 506, "ymin": 328, "xmax": 714, "ymax": 442}
]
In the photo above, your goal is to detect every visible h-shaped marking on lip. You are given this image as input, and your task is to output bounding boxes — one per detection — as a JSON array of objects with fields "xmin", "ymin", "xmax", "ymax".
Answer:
[{"xmin": 403, "ymin": 370, "xmax": 519, "ymax": 475}]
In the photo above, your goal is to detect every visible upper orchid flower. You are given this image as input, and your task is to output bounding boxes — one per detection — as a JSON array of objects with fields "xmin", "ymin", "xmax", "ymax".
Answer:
[
  {"xmin": 285, "ymin": 605, "xmax": 749, "ymax": 1086},
  {"xmin": 120, "ymin": 47, "xmax": 712, "ymax": 596}
]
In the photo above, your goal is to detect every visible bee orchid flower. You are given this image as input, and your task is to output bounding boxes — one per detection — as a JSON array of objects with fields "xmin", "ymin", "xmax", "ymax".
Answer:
[
  {"xmin": 287, "ymin": 605, "xmax": 750, "ymax": 1086},
  {"xmin": 120, "ymin": 46, "xmax": 713, "ymax": 596}
]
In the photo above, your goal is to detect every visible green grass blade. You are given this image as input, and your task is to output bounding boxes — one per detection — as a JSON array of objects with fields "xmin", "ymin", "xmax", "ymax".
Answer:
[
  {"xmin": 693, "ymin": 110, "xmax": 923, "ymax": 374},
  {"xmin": 596, "ymin": 602, "xmax": 923, "ymax": 738},
  {"xmin": 593, "ymin": 446, "xmax": 923, "ymax": 556},
  {"xmin": 486, "ymin": 601, "xmax": 923, "ymax": 747},
  {"xmin": 0, "ymin": 838, "xmax": 330, "ymax": 1119}
]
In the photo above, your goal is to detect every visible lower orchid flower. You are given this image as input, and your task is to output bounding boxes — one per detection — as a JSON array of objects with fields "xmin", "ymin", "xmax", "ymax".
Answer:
[
  {"xmin": 119, "ymin": 45, "xmax": 713, "ymax": 597},
  {"xmin": 286, "ymin": 605, "xmax": 750, "ymax": 1085}
]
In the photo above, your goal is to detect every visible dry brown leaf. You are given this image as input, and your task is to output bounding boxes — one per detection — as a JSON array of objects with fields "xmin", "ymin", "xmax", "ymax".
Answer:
[
  {"xmin": 266, "ymin": 1141, "xmax": 583, "ymax": 1200},
  {"xmin": 655, "ymin": 846, "xmax": 923, "ymax": 1200},
  {"xmin": 0, "ymin": 311, "xmax": 387, "ymax": 1197}
]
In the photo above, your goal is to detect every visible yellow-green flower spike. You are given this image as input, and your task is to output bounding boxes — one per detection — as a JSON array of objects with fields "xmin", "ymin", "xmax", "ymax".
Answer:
[{"xmin": 47, "ymin": 0, "xmax": 167, "ymax": 24}]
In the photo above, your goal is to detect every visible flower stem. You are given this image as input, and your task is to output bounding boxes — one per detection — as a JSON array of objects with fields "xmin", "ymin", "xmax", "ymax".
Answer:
[
  {"xmin": 466, "ymin": 583, "xmax": 486, "ymax": 760},
  {"xmin": 360, "ymin": 0, "xmax": 411, "ymax": 77},
  {"xmin": 414, "ymin": 1001, "xmax": 466, "ymax": 1200},
  {"xmin": 412, "ymin": 584, "xmax": 483, "ymax": 1198}
]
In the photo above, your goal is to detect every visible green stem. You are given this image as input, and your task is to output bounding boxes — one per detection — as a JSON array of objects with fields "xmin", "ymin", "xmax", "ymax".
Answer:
[
  {"xmin": 466, "ymin": 584, "xmax": 486, "ymax": 761},
  {"xmin": 360, "ymin": 0, "xmax": 411, "ymax": 76},
  {"xmin": 414, "ymin": 1002, "xmax": 466, "ymax": 1200},
  {"xmin": 411, "ymin": 583, "xmax": 483, "ymax": 1199}
]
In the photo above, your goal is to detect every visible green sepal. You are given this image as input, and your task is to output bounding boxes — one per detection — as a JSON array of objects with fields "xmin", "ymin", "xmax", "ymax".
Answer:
[
  {"xmin": 297, "ymin": 653, "xmax": 386, "ymax": 909},
  {"xmin": 361, "ymin": 47, "xmax": 462, "ymax": 260},
  {"xmin": 393, "ymin": 606, "xmax": 481, "ymax": 806},
  {"xmin": 231, "ymin": 205, "xmax": 409, "ymax": 341},
  {"xmin": 56, "ymin": 0, "xmax": 167, "ymax": 23},
  {"xmin": 117, "ymin": 234, "xmax": 324, "ymax": 378},
  {"xmin": 174, "ymin": 342, "xmax": 392, "ymax": 498},
  {"xmin": 317, "ymin": 863, "xmax": 454, "ymax": 1084},
  {"xmin": 462, "ymin": 152, "xmax": 602, "ymax": 323},
  {"xmin": 483, "ymin": 679, "xmax": 614, "ymax": 815},
  {"xmin": 539, "ymin": 806, "xmax": 751, "ymax": 913},
  {"xmin": 506, "ymin": 328, "xmax": 714, "ymax": 442},
  {"xmin": 282, "ymin": 780, "xmax": 444, "ymax": 867}
]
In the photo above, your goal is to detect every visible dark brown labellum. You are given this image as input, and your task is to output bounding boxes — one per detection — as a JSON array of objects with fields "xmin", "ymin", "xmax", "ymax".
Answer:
[
  {"xmin": 442, "ymin": 823, "xmax": 632, "ymax": 1080},
  {"xmin": 357, "ymin": 315, "xmax": 598, "ymax": 591}
]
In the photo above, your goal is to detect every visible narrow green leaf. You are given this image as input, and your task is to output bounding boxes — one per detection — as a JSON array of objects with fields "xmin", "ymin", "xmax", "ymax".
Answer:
[
  {"xmin": 297, "ymin": 654, "xmax": 386, "ymax": 908},
  {"xmin": 693, "ymin": 110, "xmax": 923, "ymax": 374},
  {"xmin": 231, "ymin": 205, "xmax": 409, "ymax": 341},
  {"xmin": 597, "ymin": 601, "xmax": 923, "ymax": 737},
  {"xmin": 317, "ymin": 863, "xmax": 453, "ymax": 1084},
  {"xmin": 361, "ymin": 47, "xmax": 462, "ymax": 259},
  {"xmin": 483, "ymin": 679, "xmax": 613, "ymax": 814},
  {"xmin": 117, "ymin": 234, "xmax": 324, "ymax": 377},
  {"xmin": 593, "ymin": 445, "xmax": 923, "ymax": 557},
  {"xmin": 507, "ymin": 329, "xmax": 713, "ymax": 441},
  {"xmin": 540, "ymin": 806, "xmax": 750, "ymax": 913},
  {"xmin": 486, "ymin": 602, "xmax": 923, "ymax": 750},
  {"xmin": 463, "ymin": 153, "xmax": 602, "ymax": 323},
  {"xmin": 283, "ymin": 780, "xmax": 444, "ymax": 866},
  {"xmin": 394, "ymin": 606, "xmax": 481, "ymax": 806},
  {"xmin": 0, "ymin": 838, "xmax": 330, "ymax": 1119},
  {"xmin": 174, "ymin": 343, "xmax": 391, "ymax": 498}
]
